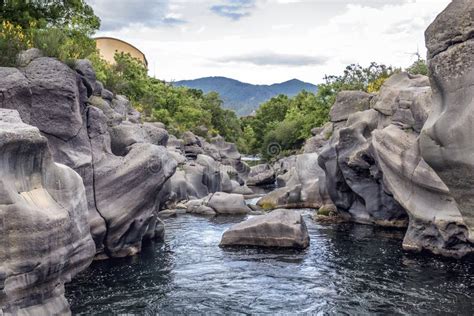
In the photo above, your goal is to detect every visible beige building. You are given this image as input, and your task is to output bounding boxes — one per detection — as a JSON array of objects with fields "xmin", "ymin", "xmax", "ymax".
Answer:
[{"xmin": 95, "ymin": 37, "xmax": 148, "ymax": 68}]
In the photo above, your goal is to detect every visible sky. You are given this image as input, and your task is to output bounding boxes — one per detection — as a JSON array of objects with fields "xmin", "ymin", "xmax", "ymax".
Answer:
[{"xmin": 87, "ymin": 0, "xmax": 451, "ymax": 85}]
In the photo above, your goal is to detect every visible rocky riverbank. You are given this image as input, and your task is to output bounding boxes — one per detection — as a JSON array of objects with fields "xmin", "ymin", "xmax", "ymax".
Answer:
[{"xmin": 1, "ymin": 0, "xmax": 473, "ymax": 313}]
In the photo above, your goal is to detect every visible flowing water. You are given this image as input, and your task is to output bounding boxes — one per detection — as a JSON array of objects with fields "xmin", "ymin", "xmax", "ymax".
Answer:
[{"xmin": 66, "ymin": 210, "xmax": 474, "ymax": 315}]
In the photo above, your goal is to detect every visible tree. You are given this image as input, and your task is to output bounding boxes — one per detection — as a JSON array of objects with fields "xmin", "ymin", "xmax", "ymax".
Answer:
[
  {"xmin": 406, "ymin": 59, "xmax": 428, "ymax": 76},
  {"xmin": 0, "ymin": 0, "xmax": 100, "ymax": 34}
]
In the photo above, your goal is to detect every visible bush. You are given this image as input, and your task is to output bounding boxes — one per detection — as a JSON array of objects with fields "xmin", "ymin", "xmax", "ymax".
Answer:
[{"xmin": 0, "ymin": 21, "xmax": 29, "ymax": 66}]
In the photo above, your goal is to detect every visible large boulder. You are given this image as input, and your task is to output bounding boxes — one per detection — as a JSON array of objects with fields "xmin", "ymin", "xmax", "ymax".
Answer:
[
  {"xmin": 207, "ymin": 192, "xmax": 251, "ymax": 215},
  {"xmin": 220, "ymin": 209, "xmax": 310, "ymax": 249},
  {"xmin": 0, "ymin": 109, "xmax": 95, "ymax": 314},
  {"xmin": 420, "ymin": 0, "xmax": 474, "ymax": 245},
  {"xmin": 329, "ymin": 91, "xmax": 372, "ymax": 122},
  {"xmin": 258, "ymin": 153, "xmax": 331, "ymax": 210},
  {"xmin": 247, "ymin": 163, "xmax": 275, "ymax": 186}
]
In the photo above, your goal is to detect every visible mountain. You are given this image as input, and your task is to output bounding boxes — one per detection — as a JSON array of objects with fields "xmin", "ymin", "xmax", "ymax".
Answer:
[{"xmin": 174, "ymin": 77, "xmax": 318, "ymax": 116}]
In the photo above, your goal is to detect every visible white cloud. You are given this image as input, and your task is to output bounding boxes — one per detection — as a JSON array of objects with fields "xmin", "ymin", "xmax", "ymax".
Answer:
[{"xmin": 94, "ymin": 0, "xmax": 451, "ymax": 84}]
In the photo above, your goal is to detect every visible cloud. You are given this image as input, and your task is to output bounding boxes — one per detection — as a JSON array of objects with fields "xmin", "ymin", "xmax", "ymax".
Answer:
[
  {"xmin": 216, "ymin": 52, "xmax": 328, "ymax": 66},
  {"xmin": 87, "ymin": 0, "xmax": 186, "ymax": 31},
  {"xmin": 210, "ymin": 0, "xmax": 256, "ymax": 20}
]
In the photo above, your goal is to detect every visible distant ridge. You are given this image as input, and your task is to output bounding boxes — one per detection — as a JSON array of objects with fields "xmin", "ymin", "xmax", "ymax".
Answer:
[{"xmin": 174, "ymin": 76, "xmax": 318, "ymax": 116}]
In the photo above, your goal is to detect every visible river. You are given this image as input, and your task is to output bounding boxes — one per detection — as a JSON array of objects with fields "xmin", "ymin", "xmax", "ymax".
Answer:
[{"xmin": 66, "ymin": 207, "xmax": 473, "ymax": 314}]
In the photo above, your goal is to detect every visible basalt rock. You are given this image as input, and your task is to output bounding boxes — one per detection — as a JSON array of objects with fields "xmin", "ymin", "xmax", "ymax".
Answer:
[
  {"xmin": 247, "ymin": 163, "xmax": 275, "ymax": 186},
  {"xmin": 417, "ymin": 0, "xmax": 474, "ymax": 255},
  {"xmin": 0, "ymin": 109, "xmax": 95, "ymax": 314},
  {"xmin": 258, "ymin": 153, "xmax": 331, "ymax": 210},
  {"xmin": 318, "ymin": 73, "xmax": 433, "ymax": 227},
  {"xmin": 0, "ymin": 57, "xmax": 177, "ymax": 258},
  {"xmin": 220, "ymin": 209, "xmax": 310, "ymax": 249}
]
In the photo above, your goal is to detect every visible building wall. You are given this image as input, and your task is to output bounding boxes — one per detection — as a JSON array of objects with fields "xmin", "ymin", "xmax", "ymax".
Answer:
[{"xmin": 95, "ymin": 37, "xmax": 148, "ymax": 67}]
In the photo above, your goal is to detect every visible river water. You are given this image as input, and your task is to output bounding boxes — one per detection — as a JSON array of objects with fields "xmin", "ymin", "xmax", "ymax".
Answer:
[{"xmin": 66, "ymin": 209, "xmax": 473, "ymax": 315}]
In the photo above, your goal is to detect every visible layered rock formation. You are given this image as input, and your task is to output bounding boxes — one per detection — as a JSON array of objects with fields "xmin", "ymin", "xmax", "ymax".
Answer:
[
  {"xmin": 258, "ymin": 153, "xmax": 331, "ymax": 210},
  {"xmin": 318, "ymin": 74, "xmax": 431, "ymax": 227},
  {"xmin": 0, "ymin": 56, "xmax": 177, "ymax": 258},
  {"xmin": 0, "ymin": 109, "xmax": 95, "ymax": 314}
]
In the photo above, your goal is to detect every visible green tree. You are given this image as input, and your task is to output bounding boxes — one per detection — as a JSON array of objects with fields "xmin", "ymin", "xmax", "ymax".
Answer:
[
  {"xmin": 406, "ymin": 59, "xmax": 428, "ymax": 76},
  {"xmin": 0, "ymin": 0, "xmax": 100, "ymax": 34}
]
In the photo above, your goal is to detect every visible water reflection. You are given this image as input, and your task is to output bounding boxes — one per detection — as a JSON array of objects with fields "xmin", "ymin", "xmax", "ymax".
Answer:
[{"xmin": 66, "ymin": 214, "xmax": 474, "ymax": 314}]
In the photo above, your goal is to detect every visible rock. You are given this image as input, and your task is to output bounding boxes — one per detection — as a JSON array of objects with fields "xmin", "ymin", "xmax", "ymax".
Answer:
[
  {"xmin": 303, "ymin": 122, "xmax": 333, "ymax": 154},
  {"xmin": 88, "ymin": 107, "xmax": 177, "ymax": 257},
  {"xmin": 101, "ymin": 88, "xmax": 114, "ymax": 101},
  {"xmin": 372, "ymin": 125, "xmax": 472, "ymax": 257},
  {"xmin": 318, "ymin": 74, "xmax": 434, "ymax": 227},
  {"xmin": 142, "ymin": 122, "xmax": 169, "ymax": 146},
  {"xmin": 16, "ymin": 48, "xmax": 42, "ymax": 67},
  {"xmin": 220, "ymin": 209, "xmax": 310, "ymax": 249},
  {"xmin": 157, "ymin": 209, "xmax": 178, "ymax": 218},
  {"xmin": 23, "ymin": 57, "xmax": 85, "ymax": 140},
  {"xmin": 247, "ymin": 164, "xmax": 275, "ymax": 186},
  {"xmin": 3, "ymin": 57, "xmax": 178, "ymax": 259},
  {"xmin": 207, "ymin": 192, "xmax": 251, "ymax": 215},
  {"xmin": 418, "ymin": 0, "xmax": 474, "ymax": 254},
  {"xmin": 371, "ymin": 72, "xmax": 431, "ymax": 116},
  {"xmin": 258, "ymin": 153, "xmax": 330, "ymax": 210},
  {"xmin": 0, "ymin": 109, "xmax": 95, "ymax": 314},
  {"xmin": 330, "ymin": 91, "xmax": 372, "ymax": 122},
  {"xmin": 75, "ymin": 59, "xmax": 100, "ymax": 96},
  {"xmin": 0, "ymin": 67, "xmax": 32, "ymax": 124},
  {"xmin": 88, "ymin": 95, "xmax": 123, "ymax": 126}
]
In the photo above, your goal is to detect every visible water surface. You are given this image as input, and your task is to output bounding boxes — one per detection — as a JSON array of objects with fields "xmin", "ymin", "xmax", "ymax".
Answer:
[{"xmin": 66, "ymin": 212, "xmax": 474, "ymax": 314}]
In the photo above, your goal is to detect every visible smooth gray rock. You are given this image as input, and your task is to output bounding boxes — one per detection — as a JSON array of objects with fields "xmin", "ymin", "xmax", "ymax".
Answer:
[
  {"xmin": 0, "ymin": 109, "xmax": 95, "ymax": 314},
  {"xmin": 372, "ymin": 125, "xmax": 472, "ymax": 257},
  {"xmin": 258, "ymin": 153, "xmax": 331, "ymax": 210},
  {"xmin": 88, "ymin": 107, "xmax": 177, "ymax": 257},
  {"xmin": 0, "ymin": 68, "xmax": 32, "ymax": 124},
  {"xmin": 247, "ymin": 164, "xmax": 275, "ymax": 186},
  {"xmin": 420, "ymin": 0, "xmax": 474, "ymax": 250},
  {"xmin": 318, "ymin": 75, "xmax": 434, "ymax": 227},
  {"xmin": 16, "ymin": 48, "xmax": 43, "ymax": 67},
  {"xmin": 220, "ymin": 209, "xmax": 310, "ymax": 249},
  {"xmin": 207, "ymin": 192, "xmax": 251, "ymax": 215},
  {"xmin": 330, "ymin": 90, "xmax": 372, "ymax": 122},
  {"xmin": 2, "ymin": 57, "xmax": 177, "ymax": 259}
]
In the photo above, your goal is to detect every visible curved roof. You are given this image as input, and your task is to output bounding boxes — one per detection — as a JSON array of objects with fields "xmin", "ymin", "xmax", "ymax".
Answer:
[{"xmin": 94, "ymin": 36, "xmax": 148, "ymax": 66}]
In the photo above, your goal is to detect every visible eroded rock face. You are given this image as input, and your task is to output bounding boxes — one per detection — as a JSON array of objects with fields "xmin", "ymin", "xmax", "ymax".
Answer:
[
  {"xmin": 372, "ymin": 125, "xmax": 472, "ymax": 257},
  {"xmin": 185, "ymin": 192, "xmax": 251, "ymax": 215},
  {"xmin": 0, "ymin": 109, "xmax": 95, "ymax": 314},
  {"xmin": 0, "ymin": 57, "xmax": 177, "ymax": 259},
  {"xmin": 421, "ymin": 0, "xmax": 474, "ymax": 245},
  {"xmin": 247, "ymin": 164, "xmax": 275, "ymax": 186},
  {"xmin": 258, "ymin": 154, "xmax": 331, "ymax": 210},
  {"xmin": 318, "ymin": 73, "xmax": 433, "ymax": 227},
  {"xmin": 220, "ymin": 209, "xmax": 310, "ymax": 249}
]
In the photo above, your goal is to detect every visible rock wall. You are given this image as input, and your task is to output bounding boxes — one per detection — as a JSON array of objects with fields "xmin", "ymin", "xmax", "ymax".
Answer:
[
  {"xmin": 314, "ymin": 0, "xmax": 474, "ymax": 257},
  {"xmin": 0, "ymin": 57, "xmax": 177, "ymax": 259},
  {"xmin": 0, "ymin": 109, "xmax": 95, "ymax": 314},
  {"xmin": 0, "ymin": 54, "xmax": 253, "ymax": 259}
]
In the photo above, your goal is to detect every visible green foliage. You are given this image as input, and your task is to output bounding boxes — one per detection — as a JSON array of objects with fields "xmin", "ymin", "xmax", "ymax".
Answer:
[
  {"xmin": 406, "ymin": 59, "xmax": 428, "ymax": 76},
  {"xmin": 0, "ymin": 0, "xmax": 99, "ymax": 66},
  {"xmin": 0, "ymin": 20, "xmax": 28, "ymax": 66},
  {"xmin": 240, "ymin": 62, "xmax": 396, "ymax": 159},
  {"xmin": 0, "ymin": 0, "xmax": 100, "ymax": 34},
  {"xmin": 90, "ymin": 52, "xmax": 242, "ymax": 140}
]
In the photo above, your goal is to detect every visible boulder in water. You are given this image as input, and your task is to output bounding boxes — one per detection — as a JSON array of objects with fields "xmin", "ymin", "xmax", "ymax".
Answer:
[{"xmin": 220, "ymin": 209, "xmax": 310, "ymax": 249}]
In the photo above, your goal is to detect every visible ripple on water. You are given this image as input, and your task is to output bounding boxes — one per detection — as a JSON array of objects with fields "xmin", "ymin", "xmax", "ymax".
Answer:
[{"xmin": 66, "ymin": 213, "xmax": 474, "ymax": 315}]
